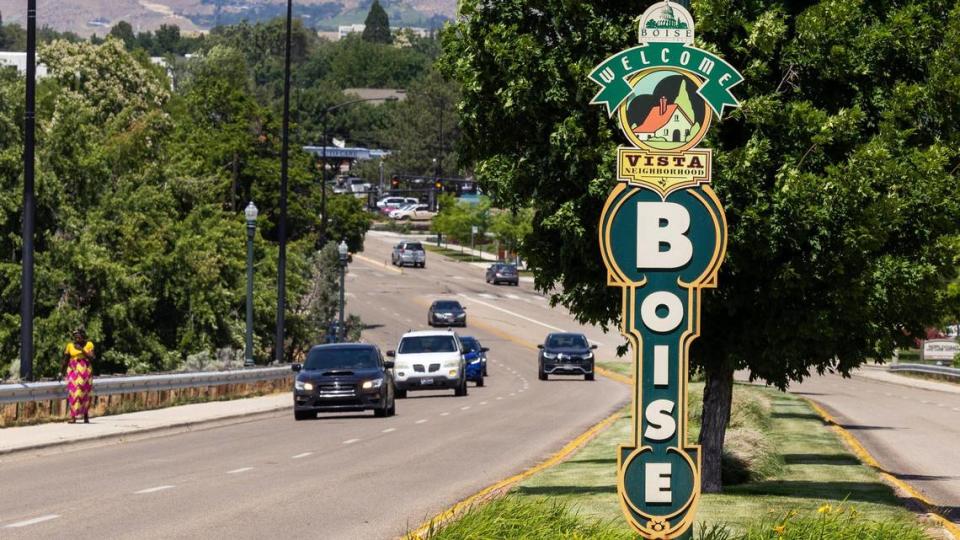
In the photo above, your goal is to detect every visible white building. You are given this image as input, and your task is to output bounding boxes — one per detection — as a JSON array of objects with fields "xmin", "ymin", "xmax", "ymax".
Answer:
[
  {"xmin": 335, "ymin": 25, "xmax": 431, "ymax": 40},
  {"xmin": 0, "ymin": 52, "xmax": 49, "ymax": 78}
]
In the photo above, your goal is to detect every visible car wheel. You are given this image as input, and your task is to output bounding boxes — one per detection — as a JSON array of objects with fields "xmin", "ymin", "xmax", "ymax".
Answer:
[
  {"xmin": 585, "ymin": 373, "xmax": 595, "ymax": 381},
  {"xmin": 388, "ymin": 399, "xmax": 396, "ymax": 416},
  {"xmin": 396, "ymin": 389, "xmax": 407, "ymax": 399},
  {"xmin": 476, "ymin": 375, "xmax": 484, "ymax": 387},
  {"xmin": 294, "ymin": 410, "xmax": 314, "ymax": 421},
  {"xmin": 539, "ymin": 369, "xmax": 548, "ymax": 381},
  {"xmin": 455, "ymin": 380, "xmax": 468, "ymax": 396},
  {"xmin": 483, "ymin": 365, "xmax": 488, "ymax": 376},
  {"xmin": 374, "ymin": 407, "xmax": 387, "ymax": 417}
]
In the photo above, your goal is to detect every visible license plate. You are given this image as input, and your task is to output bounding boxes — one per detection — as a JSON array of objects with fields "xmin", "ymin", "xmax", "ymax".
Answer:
[
  {"xmin": 421, "ymin": 378, "xmax": 434, "ymax": 385},
  {"xmin": 563, "ymin": 365, "xmax": 575, "ymax": 370}
]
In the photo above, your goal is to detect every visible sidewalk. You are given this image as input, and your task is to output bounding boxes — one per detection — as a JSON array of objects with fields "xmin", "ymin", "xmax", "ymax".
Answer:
[
  {"xmin": 854, "ymin": 364, "xmax": 960, "ymax": 394},
  {"xmin": 0, "ymin": 392, "xmax": 291, "ymax": 455}
]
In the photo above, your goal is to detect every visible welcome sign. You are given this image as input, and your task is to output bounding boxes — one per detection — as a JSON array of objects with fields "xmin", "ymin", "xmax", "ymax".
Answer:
[{"xmin": 591, "ymin": 2, "xmax": 742, "ymax": 538}]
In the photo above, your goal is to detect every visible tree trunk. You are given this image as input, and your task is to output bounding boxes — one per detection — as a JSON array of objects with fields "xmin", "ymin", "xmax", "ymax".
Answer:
[
  {"xmin": 698, "ymin": 362, "xmax": 734, "ymax": 493},
  {"xmin": 231, "ymin": 152, "xmax": 239, "ymax": 212}
]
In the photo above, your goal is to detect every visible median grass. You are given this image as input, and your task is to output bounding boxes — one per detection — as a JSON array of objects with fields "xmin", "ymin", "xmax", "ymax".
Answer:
[{"xmin": 420, "ymin": 375, "xmax": 938, "ymax": 539}]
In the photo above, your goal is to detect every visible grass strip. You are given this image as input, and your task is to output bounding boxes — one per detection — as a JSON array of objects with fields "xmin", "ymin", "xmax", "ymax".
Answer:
[{"xmin": 423, "ymin": 381, "xmax": 940, "ymax": 538}]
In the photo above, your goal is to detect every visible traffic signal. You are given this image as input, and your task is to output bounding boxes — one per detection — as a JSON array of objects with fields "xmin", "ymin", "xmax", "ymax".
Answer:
[
  {"xmin": 391, "ymin": 175, "xmax": 400, "ymax": 189},
  {"xmin": 434, "ymin": 180, "xmax": 443, "ymax": 191}
]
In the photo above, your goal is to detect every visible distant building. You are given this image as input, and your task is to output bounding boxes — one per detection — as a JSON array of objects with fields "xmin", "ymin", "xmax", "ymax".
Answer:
[
  {"xmin": 343, "ymin": 88, "xmax": 407, "ymax": 102},
  {"xmin": 0, "ymin": 52, "xmax": 49, "ymax": 78},
  {"xmin": 335, "ymin": 24, "xmax": 431, "ymax": 41}
]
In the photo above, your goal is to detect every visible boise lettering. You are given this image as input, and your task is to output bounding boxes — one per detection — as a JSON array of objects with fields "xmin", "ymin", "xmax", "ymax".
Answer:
[{"xmin": 592, "ymin": 2, "xmax": 742, "ymax": 538}]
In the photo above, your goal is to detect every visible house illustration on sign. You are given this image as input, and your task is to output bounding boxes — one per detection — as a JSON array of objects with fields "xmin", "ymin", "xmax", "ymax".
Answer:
[{"xmin": 633, "ymin": 96, "xmax": 694, "ymax": 142}]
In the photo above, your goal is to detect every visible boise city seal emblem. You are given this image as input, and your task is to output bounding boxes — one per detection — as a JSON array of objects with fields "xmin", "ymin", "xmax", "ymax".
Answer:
[{"xmin": 589, "ymin": 2, "xmax": 743, "ymax": 539}]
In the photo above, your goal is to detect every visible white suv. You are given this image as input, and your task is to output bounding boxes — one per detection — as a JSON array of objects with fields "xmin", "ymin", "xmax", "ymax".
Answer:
[{"xmin": 387, "ymin": 330, "xmax": 468, "ymax": 398}]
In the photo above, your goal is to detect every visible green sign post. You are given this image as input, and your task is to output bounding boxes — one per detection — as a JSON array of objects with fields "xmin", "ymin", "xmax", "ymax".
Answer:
[{"xmin": 591, "ymin": 2, "xmax": 742, "ymax": 538}]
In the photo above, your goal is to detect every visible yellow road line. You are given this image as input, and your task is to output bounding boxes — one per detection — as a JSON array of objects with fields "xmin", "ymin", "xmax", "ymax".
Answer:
[
  {"xmin": 403, "ymin": 410, "xmax": 623, "ymax": 539},
  {"xmin": 806, "ymin": 399, "xmax": 960, "ymax": 538},
  {"xmin": 352, "ymin": 253, "xmax": 402, "ymax": 274}
]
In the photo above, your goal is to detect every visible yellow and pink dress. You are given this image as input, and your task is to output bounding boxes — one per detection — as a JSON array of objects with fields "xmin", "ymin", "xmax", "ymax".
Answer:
[{"xmin": 64, "ymin": 341, "xmax": 94, "ymax": 419}]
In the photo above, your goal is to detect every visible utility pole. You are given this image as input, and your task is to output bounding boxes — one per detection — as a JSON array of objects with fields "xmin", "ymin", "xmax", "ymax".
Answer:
[
  {"xmin": 275, "ymin": 0, "xmax": 292, "ymax": 364},
  {"xmin": 20, "ymin": 0, "xmax": 37, "ymax": 381}
]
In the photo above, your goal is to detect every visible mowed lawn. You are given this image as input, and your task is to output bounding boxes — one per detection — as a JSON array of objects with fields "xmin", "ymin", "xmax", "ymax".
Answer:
[{"xmin": 512, "ymin": 376, "xmax": 929, "ymax": 535}]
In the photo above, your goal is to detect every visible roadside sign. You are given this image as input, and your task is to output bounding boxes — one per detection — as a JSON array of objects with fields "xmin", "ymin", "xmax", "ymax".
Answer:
[
  {"xmin": 472, "ymin": 225, "xmax": 479, "ymax": 235},
  {"xmin": 590, "ymin": 2, "xmax": 742, "ymax": 538},
  {"xmin": 922, "ymin": 339, "xmax": 959, "ymax": 362}
]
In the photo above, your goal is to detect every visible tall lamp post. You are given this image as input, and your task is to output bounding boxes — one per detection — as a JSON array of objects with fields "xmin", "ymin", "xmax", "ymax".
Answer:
[
  {"xmin": 337, "ymin": 240, "xmax": 349, "ymax": 342},
  {"xmin": 244, "ymin": 202, "xmax": 258, "ymax": 367},
  {"xmin": 275, "ymin": 0, "xmax": 293, "ymax": 365},
  {"xmin": 20, "ymin": 0, "xmax": 37, "ymax": 381},
  {"xmin": 319, "ymin": 96, "xmax": 398, "ymax": 245}
]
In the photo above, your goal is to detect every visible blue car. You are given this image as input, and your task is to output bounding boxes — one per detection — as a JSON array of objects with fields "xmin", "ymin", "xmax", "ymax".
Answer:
[{"xmin": 461, "ymin": 336, "xmax": 489, "ymax": 386}]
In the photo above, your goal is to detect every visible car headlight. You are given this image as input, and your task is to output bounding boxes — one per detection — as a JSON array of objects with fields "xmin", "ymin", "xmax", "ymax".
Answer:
[
  {"xmin": 295, "ymin": 380, "xmax": 314, "ymax": 391},
  {"xmin": 443, "ymin": 362, "xmax": 459, "ymax": 368},
  {"xmin": 543, "ymin": 352, "xmax": 557, "ymax": 359},
  {"xmin": 585, "ymin": 352, "xmax": 594, "ymax": 360},
  {"xmin": 362, "ymin": 378, "xmax": 384, "ymax": 390},
  {"xmin": 456, "ymin": 313, "xmax": 465, "ymax": 318},
  {"xmin": 448, "ymin": 369, "xmax": 458, "ymax": 376}
]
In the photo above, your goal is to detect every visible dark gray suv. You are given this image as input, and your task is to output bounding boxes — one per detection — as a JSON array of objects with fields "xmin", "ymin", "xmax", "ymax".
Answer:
[{"xmin": 537, "ymin": 333, "xmax": 597, "ymax": 381}]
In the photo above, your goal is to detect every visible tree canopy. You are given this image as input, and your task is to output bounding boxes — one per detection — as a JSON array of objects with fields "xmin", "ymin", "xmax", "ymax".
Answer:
[
  {"xmin": 442, "ymin": 0, "xmax": 960, "ymax": 491},
  {"xmin": 362, "ymin": 0, "xmax": 393, "ymax": 45}
]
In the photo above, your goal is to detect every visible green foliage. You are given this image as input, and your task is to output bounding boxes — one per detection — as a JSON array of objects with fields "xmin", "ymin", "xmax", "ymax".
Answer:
[
  {"xmin": 325, "ymin": 195, "xmax": 372, "ymax": 253},
  {"xmin": 0, "ymin": 33, "xmax": 372, "ymax": 378},
  {"xmin": 489, "ymin": 206, "xmax": 534, "ymax": 258},
  {"xmin": 362, "ymin": 0, "xmax": 393, "ymax": 45},
  {"xmin": 109, "ymin": 21, "xmax": 136, "ymax": 50},
  {"xmin": 432, "ymin": 194, "xmax": 490, "ymax": 244},
  {"xmin": 442, "ymin": 0, "xmax": 960, "ymax": 384}
]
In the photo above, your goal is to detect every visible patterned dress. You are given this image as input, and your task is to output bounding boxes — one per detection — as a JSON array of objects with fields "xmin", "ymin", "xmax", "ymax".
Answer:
[{"xmin": 65, "ymin": 341, "xmax": 94, "ymax": 419}]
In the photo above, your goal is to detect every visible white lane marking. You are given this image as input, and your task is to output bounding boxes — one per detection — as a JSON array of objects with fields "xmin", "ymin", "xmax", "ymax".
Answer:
[
  {"xmin": 497, "ymin": 397, "xmax": 504, "ymax": 400},
  {"xmin": 345, "ymin": 292, "xmax": 356, "ymax": 298},
  {"xmin": 415, "ymin": 419, "xmax": 428, "ymax": 424},
  {"xmin": 478, "ymin": 293, "xmax": 497, "ymax": 299},
  {"xmin": 382, "ymin": 428, "xmax": 396, "ymax": 433},
  {"xmin": 460, "ymin": 406, "xmax": 471, "ymax": 410},
  {"xmin": 440, "ymin": 412, "xmax": 450, "ymax": 416},
  {"xmin": 380, "ymin": 307, "xmax": 388, "ymax": 311},
  {"xmin": 227, "ymin": 467, "xmax": 254, "ymax": 474},
  {"xmin": 135, "ymin": 485, "xmax": 175, "ymax": 494},
  {"xmin": 4, "ymin": 515, "xmax": 60, "ymax": 528},
  {"xmin": 921, "ymin": 400, "xmax": 932, "ymax": 404},
  {"xmin": 510, "ymin": 393, "xmax": 516, "ymax": 396},
  {"xmin": 480, "ymin": 401, "xmax": 488, "ymax": 405},
  {"xmin": 505, "ymin": 294, "xmax": 521, "ymax": 300},
  {"xmin": 343, "ymin": 439, "xmax": 360, "ymax": 445},
  {"xmin": 392, "ymin": 312, "xmax": 401, "ymax": 317},
  {"xmin": 953, "ymin": 407, "xmax": 960, "ymax": 412},
  {"xmin": 453, "ymin": 276, "xmax": 465, "ymax": 280},
  {"xmin": 292, "ymin": 452, "xmax": 313, "ymax": 459}
]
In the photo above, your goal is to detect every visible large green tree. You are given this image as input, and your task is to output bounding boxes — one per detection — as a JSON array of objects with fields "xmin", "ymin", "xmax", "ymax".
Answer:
[
  {"xmin": 362, "ymin": 0, "xmax": 393, "ymax": 45},
  {"xmin": 442, "ymin": 0, "xmax": 960, "ymax": 492}
]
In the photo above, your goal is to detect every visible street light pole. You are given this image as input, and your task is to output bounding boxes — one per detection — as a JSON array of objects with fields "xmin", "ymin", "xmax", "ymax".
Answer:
[
  {"xmin": 337, "ymin": 240, "xmax": 349, "ymax": 343},
  {"xmin": 276, "ymin": 0, "xmax": 293, "ymax": 364},
  {"xmin": 244, "ymin": 202, "xmax": 258, "ymax": 367},
  {"xmin": 20, "ymin": 0, "xmax": 37, "ymax": 381}
]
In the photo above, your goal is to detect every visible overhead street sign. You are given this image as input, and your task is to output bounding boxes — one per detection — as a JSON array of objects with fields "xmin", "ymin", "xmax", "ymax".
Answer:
[{"xmin": 590, "ymin": 2, "xmax": 743, "ymax": 538}]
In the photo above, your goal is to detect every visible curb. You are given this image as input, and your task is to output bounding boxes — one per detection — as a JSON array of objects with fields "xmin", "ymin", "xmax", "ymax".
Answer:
[
  {"xmin": 0, "ymin": 399, "xmax": 289, "ymax": 458},
  {"xmin": 805, "ymin": 399, "xmax": 959, "ymax": 538},
  {"xmin": 403, "ymin": 410, "xmax": 623, "ymax": 539}
]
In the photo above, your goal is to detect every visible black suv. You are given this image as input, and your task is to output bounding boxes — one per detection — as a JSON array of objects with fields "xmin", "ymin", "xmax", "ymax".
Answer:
[
  {"xmin": 538, "ymin": 333, "xmax": 597, "ymax": 381},
  {"xmin": 292, "ymin": 343, "xmax": 396, "ymax": 420},
  {"xmin": 428, "ymin": 299, "xmax": 467, "ymax": 327}
]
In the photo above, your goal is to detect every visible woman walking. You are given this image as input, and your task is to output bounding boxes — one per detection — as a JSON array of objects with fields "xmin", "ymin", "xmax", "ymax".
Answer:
[{"xmin": 61, "ymin": 328, "xmax": 95, "ymax": 424}]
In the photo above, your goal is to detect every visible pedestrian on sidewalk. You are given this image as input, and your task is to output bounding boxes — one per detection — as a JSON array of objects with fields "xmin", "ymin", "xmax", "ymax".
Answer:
[{"xmin": 61, "ymin": 327, "xmax": 95, "ymax": 424}]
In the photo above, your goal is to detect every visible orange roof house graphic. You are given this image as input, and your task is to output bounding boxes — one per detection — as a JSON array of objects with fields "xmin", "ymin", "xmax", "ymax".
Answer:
[{"xmin": 633, "ymin": 96, "xmax": 695, "ymax": 143}]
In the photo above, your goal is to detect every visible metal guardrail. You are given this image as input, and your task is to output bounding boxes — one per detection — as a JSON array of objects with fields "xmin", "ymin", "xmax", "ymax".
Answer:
[
  {"xmin": 889, "ymin": 363, "xmax": 960, "ymax": 379},
  {"xmin": 0, "ymin": 367, "xmax": 291, "ymax": 404}
]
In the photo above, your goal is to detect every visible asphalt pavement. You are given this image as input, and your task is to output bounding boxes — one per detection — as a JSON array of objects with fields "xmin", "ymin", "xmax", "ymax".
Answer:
[
  {"xmin": 790, "ymin": 369, "xmax": 960, "ymax": 523},
  {"xmin": 0, "ymin": 231, "xmax": 629, "ymax": 538}
]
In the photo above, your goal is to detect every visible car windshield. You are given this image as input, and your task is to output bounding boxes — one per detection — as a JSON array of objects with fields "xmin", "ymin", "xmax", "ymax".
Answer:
[
  {"xmin": 460, "ymin": 337, "xmax": 481, "ymax": 352},
  {"xmin": 404, "ymin": 243, "xmax": 423, "ymax": 250},
  {"xmin": 304, "ymin": 347, "xmax": 379, "ymax": 370},
  {"xmin": 434, "ymin": 301, "xmax": 462, "ymax": 311},
  {"xmin": 546, "ymin": 334, "xmax": 589, "ymax": 349},
  {"xmin": 499, "ymin": 265, "xmax": 517, "ymax": 273},
  {"xmin": 399, "ymin": 336, "xmax": 458, "ymax": 354}
]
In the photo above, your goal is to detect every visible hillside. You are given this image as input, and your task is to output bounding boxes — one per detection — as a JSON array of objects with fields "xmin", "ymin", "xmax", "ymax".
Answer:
[{"xmin": 0, "ymin": 0, "xmax": 456, "ymax": 37}]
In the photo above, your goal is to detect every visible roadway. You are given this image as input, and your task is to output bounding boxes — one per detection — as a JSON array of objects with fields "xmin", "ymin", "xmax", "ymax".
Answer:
[
  {"xmin": 0, "ymin": 231, "xmax": 629, "ymax": 538},
  {"xmin": 790, "ymin": 371, "xmax": 960, "ymax": 523}
]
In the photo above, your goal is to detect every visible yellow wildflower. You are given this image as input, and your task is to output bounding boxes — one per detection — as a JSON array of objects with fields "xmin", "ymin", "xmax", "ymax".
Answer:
[
  {"xmin": 773, "ymin": 524, "xmax": 786, "ymax": 535},
  {"xmin": 817, "ymin": 504, "xmax": 832, "ymax": 514}
]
